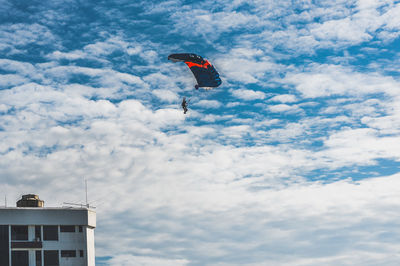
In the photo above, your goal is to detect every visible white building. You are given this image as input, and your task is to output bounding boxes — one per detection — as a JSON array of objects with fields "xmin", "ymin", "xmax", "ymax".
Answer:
[{"xmin": 0, "ymin": 195, "xmax": 96, "ymax": 266}]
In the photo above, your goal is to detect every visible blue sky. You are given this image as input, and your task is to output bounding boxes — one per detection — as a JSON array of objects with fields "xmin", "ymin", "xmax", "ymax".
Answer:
[{"xmin": 1, "ymin": 0, "xmax": 400, "ymax": 265}]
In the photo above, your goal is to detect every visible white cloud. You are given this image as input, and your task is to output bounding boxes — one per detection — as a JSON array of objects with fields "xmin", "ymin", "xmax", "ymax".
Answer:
[
  {"xmin": 381, "ymin": 4, "xmax": 400, "ymax": 30},
  {"xmin": 268, "ymin": 104, "xmax": 303, "ymax": 114},
  {"xmin": 220, "ymin": 125, "xmax": 251, "ymax": 139},
  {"xmin": 84, "ymin": 41, "xmax": 122, "ymax": 57},
  {"xmin": 284, "ymin": 64, "xmax": 400, "ymax": 98},
  {"xmin": 310, "ymin": 18, "xmax": 373, "ymax": 44},
  {"xmin": 152, "ymin": 89, "xmax": 179, "ymax": 103},
  {"xmin": 194, "ymin": 100, "xmax": 222, "ymax": 109},
  {"xmin": 108, "ymin": 255, "xmax": 189, "ymax": 266},
  {"xmin": 218, "ymin": 1, "xmax": 400, "ymax": 54},
  {"xmin": 0, "ymin": 23, "xmax": 59, "ymax": 52},
  {"xmin": 41, "ymin": 65, "xmax": 148, "ymax": 98},
  {"xmin": 0, "ymin": 59, "xmax": 45, "ymax": 82},
  {"xmin": 47, "ymin": 50, "xmax": 86, "ymax": 60},
  {"xmin": 269, "ymin": 94, "xmax": 298, "ymax": 103},
  {"xmin": 317, "ymin": 128, "xmax": 400, "ymax": 167},
  {"xmin": 170, "ymin": 9, "xmax": 260, "ymax": 39},
  {"xmin": 230, "ymin": 88, "xmax": 266, "ymax": 101},
  {"xmin": 216, "ymin": 50, "xmax": 280, "ymax": 84},
  {"xmin": 0, "ymin": 74, "xmax": 29, "ymax": 88},
  {"xmin": 0, "ymin": 104, "xmax": 9, "ymax": 113}
]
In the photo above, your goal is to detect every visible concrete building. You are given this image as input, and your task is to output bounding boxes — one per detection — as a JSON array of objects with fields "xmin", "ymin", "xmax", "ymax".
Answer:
[{"xmin": 0, "ymin": 195, "xmax": 96, "ymax": 266}]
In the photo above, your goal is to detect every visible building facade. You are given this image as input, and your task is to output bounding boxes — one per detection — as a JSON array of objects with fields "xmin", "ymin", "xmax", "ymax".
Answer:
[{"xmin": 0, "ymin": 195, "xmax": 96, "ymax": 266}]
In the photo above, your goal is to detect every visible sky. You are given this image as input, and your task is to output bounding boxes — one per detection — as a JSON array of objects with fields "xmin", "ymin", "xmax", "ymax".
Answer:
[{"xmin": 1, "ymin": 0, "xmax": 400, "ymax": 265}]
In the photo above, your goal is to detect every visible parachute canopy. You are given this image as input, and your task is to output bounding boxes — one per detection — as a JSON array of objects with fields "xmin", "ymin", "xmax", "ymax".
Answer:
[{"xmin": 168, "ymin": 53, "xmax": 222, "ymax": 88}]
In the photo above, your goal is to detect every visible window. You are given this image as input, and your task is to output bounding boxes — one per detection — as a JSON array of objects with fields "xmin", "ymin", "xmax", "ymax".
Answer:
[
  {"xmin": 80, "ymin": 250, "xmax": 84, "ymax": 257},
  {"xmin": 35, "ymin": 226, "xmax": 41, "ymax": 241},
  {"xmin": 12, "ymin": 251, "xmax": 29, "ymax": 266},
  {"xmin": 11, "ymin": 225, "xmax": 28, "ymax": 241},
  {"xmin": 43, "ymin": 226, "xmax": 58, "ymax": 241},
  {"xmin": 36, "ymin": 250, "xmax": 42, "ymax": 266},
  {"xmin": 79, "ymin": 226, "xmax": 83, "ymax": 232},
  {"xmin": 44, "ymin": 250, "xmax": 59, "ymax": 266},
  {"xmin": 60, "ymin": 226, "xmax": 75, "ymax": 232},
  {"xmin": 61, "ymin": 250, "xmax": 76, "ymax": 257}
]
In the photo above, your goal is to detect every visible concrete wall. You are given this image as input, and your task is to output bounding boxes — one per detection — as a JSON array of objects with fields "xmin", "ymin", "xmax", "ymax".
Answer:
[
  {"xmin": 0, "ymin": 208, "xmax": 96, "ymax": 228},
  {"xmin": 86, "ymin": 227, "xmax": 95, "ymax": 266}
]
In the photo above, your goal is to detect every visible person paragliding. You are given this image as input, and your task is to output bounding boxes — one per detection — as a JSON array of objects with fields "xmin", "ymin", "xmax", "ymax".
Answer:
[{"xmin": 181, "ymin": 97, "xmax": 189, "ymax": 114}]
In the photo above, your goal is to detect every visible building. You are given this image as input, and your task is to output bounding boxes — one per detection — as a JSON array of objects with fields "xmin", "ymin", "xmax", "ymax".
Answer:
[{"xmin": 0, "ymin": 194, "xmax": 96, "ymax": 266}]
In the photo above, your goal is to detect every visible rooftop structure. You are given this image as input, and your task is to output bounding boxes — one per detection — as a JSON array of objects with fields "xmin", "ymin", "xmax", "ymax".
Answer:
[{"xmin": 16, "ymin": 194, "xmax": 44, "ymax": 208}]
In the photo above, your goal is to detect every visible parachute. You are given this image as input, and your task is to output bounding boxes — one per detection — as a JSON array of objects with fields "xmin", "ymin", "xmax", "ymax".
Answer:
[{"xmin": 168, "ymin": 53, "xmax": 222, "ymax": 89}]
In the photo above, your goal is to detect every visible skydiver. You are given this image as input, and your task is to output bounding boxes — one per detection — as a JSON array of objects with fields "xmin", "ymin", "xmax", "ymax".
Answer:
[{"xmin": 182, "ymin": 97, "xmax": 189, "ymax": 114}]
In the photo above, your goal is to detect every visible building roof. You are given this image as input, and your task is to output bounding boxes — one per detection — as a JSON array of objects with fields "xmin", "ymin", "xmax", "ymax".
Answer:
[{"xmin": 0, "ymin": 207, "xmax": 96, "ymax": 228}]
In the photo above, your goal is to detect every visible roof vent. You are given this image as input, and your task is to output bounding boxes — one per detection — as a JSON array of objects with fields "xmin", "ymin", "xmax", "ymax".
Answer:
[{"xmin": 17, "ymin": 194, "xmax": 44, "ymax": 207}]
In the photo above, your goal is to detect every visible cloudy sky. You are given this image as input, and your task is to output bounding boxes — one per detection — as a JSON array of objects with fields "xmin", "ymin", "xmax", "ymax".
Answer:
[{"xmin": 1, "ymin": 0, "xmax": 400, "ymax": 265}]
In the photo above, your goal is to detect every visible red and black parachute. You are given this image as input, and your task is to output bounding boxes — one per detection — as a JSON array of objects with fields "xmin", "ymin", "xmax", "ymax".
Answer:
[{"xmin": 168, "ymin": 53, "xmax": 222, "ymax": 89}]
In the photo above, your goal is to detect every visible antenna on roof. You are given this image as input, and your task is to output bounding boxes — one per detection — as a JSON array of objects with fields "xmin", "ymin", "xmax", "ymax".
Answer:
[
  {"xmin": 63, "ymin": 178, "xmax": 95, "ymax": 209},
  {"xmin": 4, "ymin": 195, "xmax": 6, "ymax": 208},
  {"xmin": 85, "ymin": 179, "xmax": 88, "ymax": 208}
]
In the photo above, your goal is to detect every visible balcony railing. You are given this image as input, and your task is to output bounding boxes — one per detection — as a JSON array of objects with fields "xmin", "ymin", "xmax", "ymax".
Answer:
[{"xmin": 11, "ymin": 241, "xmax": 42, "ymax": 249}]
